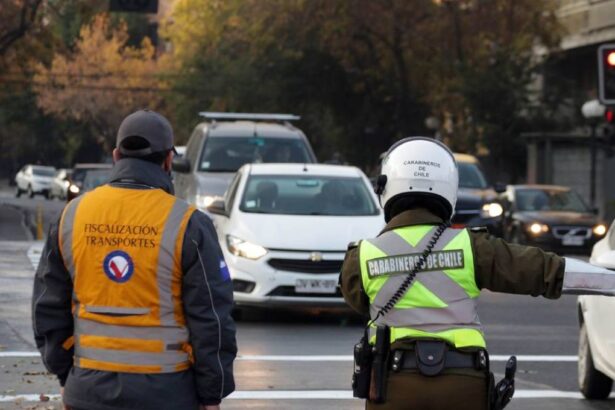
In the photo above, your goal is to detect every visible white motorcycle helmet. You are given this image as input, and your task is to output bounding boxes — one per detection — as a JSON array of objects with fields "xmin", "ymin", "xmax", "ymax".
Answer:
[{"xmin": 376, "ymin": 137, "xmax": 458, "ymax": 221}]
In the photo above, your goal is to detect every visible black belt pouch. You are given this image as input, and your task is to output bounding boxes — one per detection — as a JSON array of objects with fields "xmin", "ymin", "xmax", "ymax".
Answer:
[{"xmin": 415, "ymin": 340, "xmax": 447, "ymax": 377}]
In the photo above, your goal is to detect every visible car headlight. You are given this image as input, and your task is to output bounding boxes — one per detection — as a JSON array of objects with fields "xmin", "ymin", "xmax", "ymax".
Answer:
[
  {"xmin": 226, "ymin": 235, "xmax": 268, "ymax": 260},
  {"xmin": 69, "ymin": 185, "xmax": 80, "ymax": 194},
  {"xmin": 593, "ymin": 224, "xmax": 607, "ymax": 236},
  {"xmin": 481, "ymin": 202, "xmax": 503, "ymax": 218},
  {"xmin": 528, "ymin": 222, "xmax": 549, "ymax": 235},
  {"xmin": 196, "ymin": 194, "xmax": 222, "ymax": 209}
]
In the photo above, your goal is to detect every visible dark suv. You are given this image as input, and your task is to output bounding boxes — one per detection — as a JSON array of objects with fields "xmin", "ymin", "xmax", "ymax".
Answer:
[{"xmin": 452, "ymin": 153, "xmax": 505, "ymax": 236}]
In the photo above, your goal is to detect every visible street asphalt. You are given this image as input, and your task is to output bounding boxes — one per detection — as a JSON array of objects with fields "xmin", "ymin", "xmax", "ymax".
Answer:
[{"xmin": 0, "ymin": 190, "xmax": 613, "ymax": 409}]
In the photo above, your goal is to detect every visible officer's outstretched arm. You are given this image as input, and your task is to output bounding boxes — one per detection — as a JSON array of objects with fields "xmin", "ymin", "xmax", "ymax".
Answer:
[{"xmin": 562, "ymin": 258, "xmax": 615, "ymax": 295}]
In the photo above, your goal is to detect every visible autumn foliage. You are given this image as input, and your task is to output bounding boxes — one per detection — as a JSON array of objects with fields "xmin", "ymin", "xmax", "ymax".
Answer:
[
  {"xmin": 34, "ymin": 14, "xmax": 165, "ymax": 148},
  {"xmin": 1, "ymin": 0, "xmax": 563, "ymax": 182}
]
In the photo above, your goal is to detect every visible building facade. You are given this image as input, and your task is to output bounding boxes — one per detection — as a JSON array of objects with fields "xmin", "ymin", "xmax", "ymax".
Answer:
[{"xmin": 526, "ymin": 0, "xmax": 615, "ymax": 219}]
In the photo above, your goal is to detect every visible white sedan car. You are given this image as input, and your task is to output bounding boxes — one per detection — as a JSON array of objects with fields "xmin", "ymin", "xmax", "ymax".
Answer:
[
  {"xmin": 207, "ymin": 163, "xmax": 384, "ymax": 307},
  {"xmin": 578, "ymin": 223, "xmax": 615, "ymax": 399},
  {"xmin": 15, "ymin": 165, "xmax": 56, "ymax": 198}
]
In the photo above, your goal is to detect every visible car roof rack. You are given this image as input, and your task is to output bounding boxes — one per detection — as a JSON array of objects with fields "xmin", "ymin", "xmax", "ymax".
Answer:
[{"xmin": 199, "ymin": 112, "xmax": 301, "ymax": 122}]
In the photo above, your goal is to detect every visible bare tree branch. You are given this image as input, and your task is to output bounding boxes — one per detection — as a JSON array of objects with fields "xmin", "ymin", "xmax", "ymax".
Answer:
[{"xmin": 0, "ymin": 0, "xmax": 43, "ymax": 56}]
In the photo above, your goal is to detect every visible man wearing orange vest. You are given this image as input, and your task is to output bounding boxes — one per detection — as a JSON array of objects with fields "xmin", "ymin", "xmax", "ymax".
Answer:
[{"xmin": 32, "ymin": 109, "xmax": 237, "ymax": 410}]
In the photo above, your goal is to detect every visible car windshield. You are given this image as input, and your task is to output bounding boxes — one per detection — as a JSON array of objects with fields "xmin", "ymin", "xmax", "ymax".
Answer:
[
  {"xmin": 515, "ymin": 188, "xmax": 589, "ymax": 213},
  {"xmin": 82, "ymin": 170, "xmax": 112, "ymax": 192},
  {"xmin": 71, "ymin": 169, "xmax": 87, "ymax": 183},
  {"xmin": 239, "ymin": 175, "xmax": 379, "ymax": 216},
  {"xmin": 32, "ymin": 167, "xmax": 56, "ymax": 177},
  {"xmin": 458, "ymin": 162, "xmax": 488, "ymax": 189},
  {"xmin": 198, "ymin": 137, "xmax": 312, "ymax": 172}
]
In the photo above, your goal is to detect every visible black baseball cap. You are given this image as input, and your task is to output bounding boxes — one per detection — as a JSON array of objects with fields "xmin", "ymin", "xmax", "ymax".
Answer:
[{"xmin": 116, "ymin": 109, "xmax": 175, "ymax": 156}]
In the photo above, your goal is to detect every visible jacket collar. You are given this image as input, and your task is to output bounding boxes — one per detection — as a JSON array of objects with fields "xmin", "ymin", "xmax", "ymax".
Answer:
[
  {"xmin": 380, "ymin": 208, "xmax": 444, "ymax": 235},
  {"xmin": 108, "ymin": 158, "xmax": 174, "ymax": 194}
]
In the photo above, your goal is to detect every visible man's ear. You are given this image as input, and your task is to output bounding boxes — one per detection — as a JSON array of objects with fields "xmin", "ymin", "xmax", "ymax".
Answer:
[
  {"xmin": 163, "ymin": 150, "xmax": 173, "ymax": 172},
  {"xmin": 112, "ymin": 148, "xmax": 121, "ymax": 163}
]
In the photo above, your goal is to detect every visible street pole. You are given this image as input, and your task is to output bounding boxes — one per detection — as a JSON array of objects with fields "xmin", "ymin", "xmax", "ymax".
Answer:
[
  {"xmin": 590, "ymin": 124, "xmax": 597, "ymax": 208},
  {"xmin": 581, "ymin": 100, "xmax": 605, "ymax": 210}
]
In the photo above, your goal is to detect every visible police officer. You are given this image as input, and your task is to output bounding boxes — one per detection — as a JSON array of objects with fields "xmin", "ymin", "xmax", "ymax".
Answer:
[
  {"xmin": 340, "ymin": 137, "xmax": 615, "ymax": 410},
  {"xmin": 32, "ymin": 109, "xmax": 237, "ymax": 410}
]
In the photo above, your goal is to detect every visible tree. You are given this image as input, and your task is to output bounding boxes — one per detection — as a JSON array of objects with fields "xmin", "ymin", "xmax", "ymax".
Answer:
[
  {"xmin": 0, "ymin": 0, "xmax": 43, "ymax": 56},
  {"xmin": 34, "ymin": 14, "xmax": 167, "ymax": 152}
]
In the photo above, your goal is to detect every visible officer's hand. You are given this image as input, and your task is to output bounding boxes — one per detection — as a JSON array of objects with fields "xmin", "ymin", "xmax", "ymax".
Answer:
[
  {"xmin": 61, "ymin": 387, "xmax": 72, "ymax": 410},
  {"xmin": 200, "ymin": 405, "xmax": 220, "ymax": 410}
]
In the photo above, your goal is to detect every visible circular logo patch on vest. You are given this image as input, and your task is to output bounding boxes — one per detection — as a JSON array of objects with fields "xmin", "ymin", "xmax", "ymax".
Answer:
[{"xmin": 103, "ymin": 250, "xmax": 134, "ymax": 283}]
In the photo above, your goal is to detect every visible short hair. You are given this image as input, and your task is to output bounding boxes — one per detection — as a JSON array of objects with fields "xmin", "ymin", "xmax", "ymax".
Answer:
[
  {"xmin": 117, "ymin": 136, "xmax": 169, "ymax": 165},
  {"xmin": 385, "ymin": 192, "xmax": 451, "ymax": 222}
]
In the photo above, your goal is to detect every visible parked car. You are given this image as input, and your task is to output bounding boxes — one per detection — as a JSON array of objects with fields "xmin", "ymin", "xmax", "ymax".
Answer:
[
  {"xmin": 500, "ymin": 185, "xmax": 606, "ymax": 254},
  {"xmin": 207, "ymin": 163, "xmax": 383, "ymax": 308},
  {"xmin": 172, "ymin": 112, "xmax": 317, "ymax": 211},
  {"xmin": 50, "ymin": 169, "xmax": 72, "ymax": 200},
  {"xmin": 451, "ymin": 153, "xmax": 506, "ymax": 236},
  {"xmin": 578, "ymin": 223, "xmax": 615, "ymax": 399},
  {"xmin": 15, "ymin": 165, "xmax": 57, "ymax": 198},
  {"xmin": 67, "ymin": 163, "xmax": 112, "ymax": 201}
]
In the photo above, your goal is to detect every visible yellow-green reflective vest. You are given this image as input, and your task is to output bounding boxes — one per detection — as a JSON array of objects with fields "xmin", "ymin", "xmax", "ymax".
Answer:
[{"xmin": 359, "ymin": 225, "xmax": 486, "ymax": 349}]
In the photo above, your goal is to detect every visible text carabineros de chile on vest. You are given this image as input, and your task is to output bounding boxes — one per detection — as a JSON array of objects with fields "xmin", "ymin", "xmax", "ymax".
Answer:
[{"xmin": 367, "ymin": 250, "xmax": 464, "ymax": 278}]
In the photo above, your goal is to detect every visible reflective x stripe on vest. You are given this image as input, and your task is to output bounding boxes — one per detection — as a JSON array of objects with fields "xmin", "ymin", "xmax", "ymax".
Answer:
[
  {"xmin": 59, "ymin": 185, "xmax": 196, "ymax": 373},
  {"xmin": 360, "ymin": 225, "xmax": 485, "ymax": 349}
]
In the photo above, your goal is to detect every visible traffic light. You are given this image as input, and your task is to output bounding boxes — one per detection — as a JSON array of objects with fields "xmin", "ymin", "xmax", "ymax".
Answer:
[
  {"xmin": 602, "ymin": 107, "xmax": 615, "ymax": 156},
  {"xmin": 606, "ymin": 107, "xmax": 615, "ymax": 123},
  {"xmin": 598, "ymin": 44, "xmax": 615, "ymax": 105},
  {"xmin": 109, "ymin": 0, "xmax": 158, "ymax": 13}
]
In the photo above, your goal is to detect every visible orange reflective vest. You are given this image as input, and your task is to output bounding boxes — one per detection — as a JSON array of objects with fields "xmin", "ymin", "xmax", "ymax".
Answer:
[{"xmin": 59, "ymin": 185, "xmax": 196, "ymax": 374}]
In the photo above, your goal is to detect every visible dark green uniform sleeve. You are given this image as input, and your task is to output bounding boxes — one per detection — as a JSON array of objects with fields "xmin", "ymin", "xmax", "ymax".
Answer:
[
  {"xmin": 181, "ymin": 211, "xmax": 237, "ymax": 406},
  {"xmin": 340, "ymin": 244, "xmax": 370, "ymax": 316},
  {"xmin": 470, "ymin": 231, "xmax": 565, "ymax": 298},
  {"xmin": 31, "ymin": 218, "xmax": 74, "ymax": 386}
]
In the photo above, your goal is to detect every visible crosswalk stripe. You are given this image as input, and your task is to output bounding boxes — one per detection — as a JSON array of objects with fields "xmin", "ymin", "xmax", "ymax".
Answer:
[
  {"xmin": 27, "ymin": 242, "xmax": 43, "ymax": 270},
  {"xmin": 0, "ymin": 351, "xmax": 580, "ymax": 362},
  {"xmin": 0, "ymin": 390, "xmax": 610, "ymax": 402}
]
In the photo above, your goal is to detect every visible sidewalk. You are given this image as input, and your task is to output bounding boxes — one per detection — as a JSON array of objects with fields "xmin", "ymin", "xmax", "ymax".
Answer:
[
  {"xmin": 0, "ymin": 179, "xmax": 14, "ymax": 199},
  {"xmin": 0, "ymin": 205, "xmax": 30, "ymax": 241}
]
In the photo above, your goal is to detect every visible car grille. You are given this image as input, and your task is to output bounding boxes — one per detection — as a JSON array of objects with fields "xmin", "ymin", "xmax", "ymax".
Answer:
[
  {"xmin": 268, "ymin": 258, "xmax": 343, "ymax": 274},
  {"xmin": 267, "ymin": 286, "xmax": 343, "ymax": 298},
  {"xmin": 552, "ymin": 226, "xmax": 591, "ymax": 239}
]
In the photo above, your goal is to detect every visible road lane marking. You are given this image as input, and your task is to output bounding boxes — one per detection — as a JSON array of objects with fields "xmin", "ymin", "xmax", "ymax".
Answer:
[
  {"xmin": 239, "ymin": 355, "xmax": 353, "ymax": 361},
  {"xmin": 0, "ymin": 352, "xmax": 40, "ymax": 357},
  {"xmin": 236, "ymin": 354, "xmax": 579, "ymax": 362},
  {"xmin": 491, "ymin": 355, "xmax": 578, "ymax": 362},
  {"xmin": 0, "ymin": 390, "xmax": 611, "ymax": 402},
  {"xmin": 0, "ymin": 352, "xmax": 580, "ymax": 362},
  {"xmin": 27, "ymin": 242, "xmax": 43, "ymax": 270}
]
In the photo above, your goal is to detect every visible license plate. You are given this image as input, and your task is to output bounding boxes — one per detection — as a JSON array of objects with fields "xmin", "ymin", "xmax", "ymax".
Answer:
[
  {"xmin": 562, "ymin": 236, "xmax": 584, "ymax": 246},
  {"xmin": 295, "ymin": 279, "xmax": 338, "ymax": 294}
]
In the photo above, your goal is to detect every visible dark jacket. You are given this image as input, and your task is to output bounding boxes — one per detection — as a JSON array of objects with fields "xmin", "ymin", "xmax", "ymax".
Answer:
[
  {"xmin": 32, "ymin": 158, "xmax": 237, "ymax": 410},
  {"xmin": 340, "ymin": 208, "xmax": 565, "ymax": 351}
]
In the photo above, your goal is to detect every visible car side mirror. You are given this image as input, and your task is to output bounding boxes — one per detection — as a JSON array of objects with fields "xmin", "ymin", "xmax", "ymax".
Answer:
[
  {"xmin": 207, "ymin": 199, "xmax": 227, "ymax": 216},
  {"xmin": 172, "ymin": 157, "xmax": 191, "ymax": 173},
  {"xmin": 591, "ymin": 250, "xmax": 615, "ymax": 270},
  {"xmin": 494, "ymin": 182, "xmax": 506, "ymax": 194}
]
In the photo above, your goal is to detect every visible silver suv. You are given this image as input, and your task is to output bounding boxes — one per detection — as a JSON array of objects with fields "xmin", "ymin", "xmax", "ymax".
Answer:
[{"xmin": 172, "ymin": 112, "xmax": 317, "ymax": 210}]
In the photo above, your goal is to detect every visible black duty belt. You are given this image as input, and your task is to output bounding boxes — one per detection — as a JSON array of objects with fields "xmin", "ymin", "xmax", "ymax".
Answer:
[{"xmin": 391, "ymin": 340, "xmax": 488, "ymax": 376}]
